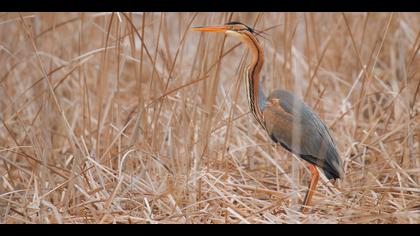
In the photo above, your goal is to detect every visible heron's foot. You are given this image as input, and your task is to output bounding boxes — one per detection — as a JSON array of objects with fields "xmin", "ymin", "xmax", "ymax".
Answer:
[{"xmin": 300, "ymin": 204, "xmax": 312, "ymax": 214}]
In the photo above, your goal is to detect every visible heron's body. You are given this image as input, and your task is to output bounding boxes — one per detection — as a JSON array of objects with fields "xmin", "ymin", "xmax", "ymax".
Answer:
[
  {"xmin": 263, "ymin": 90, "xmax": 342, "ymax": 179},
  {"xmin": 193, "ymin": 22, "xmax": 343, "ymax": 212}
]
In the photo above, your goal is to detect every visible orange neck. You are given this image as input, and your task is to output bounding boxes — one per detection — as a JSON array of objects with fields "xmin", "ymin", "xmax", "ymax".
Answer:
[{"xmin": 242, "ymin": 31, "xmax": 266, "ymax": 129}]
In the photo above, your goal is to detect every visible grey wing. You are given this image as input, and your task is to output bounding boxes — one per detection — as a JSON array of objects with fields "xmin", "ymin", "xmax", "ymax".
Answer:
[{"xmin": 263, "ymin": 90, "xmax": 343, "ymax": 179}]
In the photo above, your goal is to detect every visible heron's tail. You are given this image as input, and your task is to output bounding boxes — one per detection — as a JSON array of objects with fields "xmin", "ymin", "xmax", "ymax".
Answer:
[{"xmin": 322, "ymin": 147, "xmax": 343, "ymax": 180}]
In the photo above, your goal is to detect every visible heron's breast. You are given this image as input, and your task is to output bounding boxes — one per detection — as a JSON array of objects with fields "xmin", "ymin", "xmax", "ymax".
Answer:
[{"xmin": 262, "ymin": 98, "xmax": 294, "ymax": 144}]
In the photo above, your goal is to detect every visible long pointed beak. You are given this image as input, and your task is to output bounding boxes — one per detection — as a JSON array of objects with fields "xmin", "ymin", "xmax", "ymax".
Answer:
[{"xmin": 192, "ymin": 25, "xmax": 229, "ymax": 32}]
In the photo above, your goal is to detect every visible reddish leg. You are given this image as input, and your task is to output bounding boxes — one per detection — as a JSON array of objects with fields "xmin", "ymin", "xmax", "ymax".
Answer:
[{"xmin": 301, "ymin": 164, "xmax": 319, "ymax": 213}]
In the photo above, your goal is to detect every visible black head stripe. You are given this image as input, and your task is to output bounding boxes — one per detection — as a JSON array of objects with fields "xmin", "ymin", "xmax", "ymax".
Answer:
[
  {"xmin": 225, "ymin": 21, "xmax": 267, "ymax": 40},
  {"xmin": 225, "ymin": 22, "xmax": 254, "ymax": 33}
]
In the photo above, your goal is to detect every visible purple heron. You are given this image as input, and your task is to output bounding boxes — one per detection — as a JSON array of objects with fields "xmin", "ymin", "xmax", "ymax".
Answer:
[{"xmin": 193, "ymin": 22, "xmax": 343, "ymax": 212}]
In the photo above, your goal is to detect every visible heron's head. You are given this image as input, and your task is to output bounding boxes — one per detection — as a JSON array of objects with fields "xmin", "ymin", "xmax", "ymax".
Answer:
[{"xmin": 192, "ymin": 22, "xmax": 264, "ymax": 45}]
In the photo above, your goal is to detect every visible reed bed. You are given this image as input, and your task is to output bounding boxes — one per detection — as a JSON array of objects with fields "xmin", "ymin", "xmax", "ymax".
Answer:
[{"xmin": 0, "ymin": 12, "xmax": 419, "ymax": 224}]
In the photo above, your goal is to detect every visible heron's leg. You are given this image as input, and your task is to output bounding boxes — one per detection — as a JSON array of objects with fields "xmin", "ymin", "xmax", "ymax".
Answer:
[{"xmin": 301, "ymin": 164, "xmax": 319, "ymax": 213}]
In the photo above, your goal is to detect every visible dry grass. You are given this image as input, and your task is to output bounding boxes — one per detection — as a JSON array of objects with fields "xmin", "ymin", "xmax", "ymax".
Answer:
[{"xmin": 0, "ymin": 12, "xmax": 419, "ymax": 224}]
